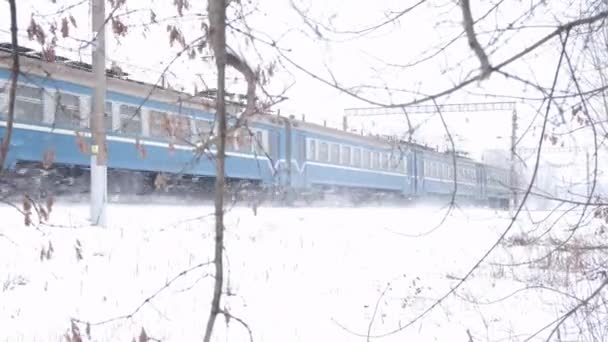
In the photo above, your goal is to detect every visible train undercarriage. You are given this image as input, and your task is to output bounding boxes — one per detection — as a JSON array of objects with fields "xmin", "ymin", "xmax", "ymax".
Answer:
[{"xmin": 0, "ymin": 161, "xmax": 510, "ymax": 209}]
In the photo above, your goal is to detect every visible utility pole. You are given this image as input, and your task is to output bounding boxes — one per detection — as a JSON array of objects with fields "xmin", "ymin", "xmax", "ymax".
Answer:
[{"xmin": 90, "ymin": 0, "xmax": 107, "ymax": 226}]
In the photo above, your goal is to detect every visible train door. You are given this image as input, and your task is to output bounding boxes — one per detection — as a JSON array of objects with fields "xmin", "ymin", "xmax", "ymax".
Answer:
[
  {"xmin": 408, "ymin": 149, "xmax": 417, "ymax": 196},
  {"xmin": 478, "ymin": 165, "xmax": 486, "ymax": 202},
  {"xmin": 475, "ymin": 164, "xmax": 484, "ymax": 202},
  {"xmin": 267, "ymin": 130, "xmax": 281, "ymax": 185},
  {"xmin": 283, "ymin": 120, "xmax": 292, "ymax": 187},
  {"xmin": 294, "ymin": 133, "xmax": 306, "ymax": 187}
]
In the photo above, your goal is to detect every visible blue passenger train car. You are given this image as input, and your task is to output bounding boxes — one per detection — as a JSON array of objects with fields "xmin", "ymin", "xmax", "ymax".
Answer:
[{"xmin": 0, "ymin": 43, "xmax": 512, "ymax": 207}]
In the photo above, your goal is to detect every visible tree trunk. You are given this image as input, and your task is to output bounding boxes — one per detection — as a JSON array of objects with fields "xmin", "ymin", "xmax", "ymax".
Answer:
[
  {"xmin": 203, "ymin": 0, "xmax": 227, "ymax": 341},
  {"xmin": 0, "ymin": 0, "xmax": 20, "ymax": 171}
]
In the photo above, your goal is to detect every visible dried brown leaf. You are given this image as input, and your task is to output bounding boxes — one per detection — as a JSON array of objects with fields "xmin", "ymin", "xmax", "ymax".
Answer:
[
  {"xmin": 173, "ymin": 0, "xmax": 190, "ymax": 16},
  {"xmin": 23, "ymin": 195, "xmax": 31, "ymax": 212},
  {"xmin": 47, "ymin": 240, "xmax": 54, "ymax": 259},
  {"xmin": 139, "ymin": 327, "xmax": 148, "ymax": 342},
  {"xmin": 27, "ymin": 17, "xmax": 46, "ymax": 45},
  {"xmin": 75, "ymin": 131, "xmax": 89, "ymax": 154},
  {"xmin": 75, "ymin": 239, "xmax": 83, "ymax": 261},
  {"xmin": 111, "ymin": 17, "xmax": 128, "ymax": 37},
  {"xmin": 61, "ymin": 17, "xmax": 69, "ymax": 38},
  {"xmin": 46, "ymin": 195, "xmax": 54, "ymax": 214},
  {"xmin": 150, "ymin": 10, "xmax": 157, "ymax": 23},
  {"xmin": 42, "ymin": 149, "xmax": 55, "ymax": 169}
]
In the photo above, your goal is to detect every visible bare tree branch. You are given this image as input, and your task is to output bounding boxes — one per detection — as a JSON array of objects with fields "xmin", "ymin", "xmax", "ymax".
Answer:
[
  {"xmin": 278, "ymin": 11, "xmax": 608, "ymax": 109},
  {"xmin": 459, "ymin": 0, "xmax": 492, "ymax": 79},
  {"xmin": 523, "ymin": 278, "xmax": 608, "ymax": 342},
  {"xmin": 335, "ymin": 29, "xmax": 572, "ymax": 340},
  {"xmin": 72, "ymin": 260, "xmax": 213, "ymax": 327}
]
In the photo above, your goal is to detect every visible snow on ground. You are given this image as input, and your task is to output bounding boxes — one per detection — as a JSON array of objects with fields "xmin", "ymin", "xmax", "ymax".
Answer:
[{"xmin": 0, "ymin": 199, "xmax": 604, "ymax": 341}]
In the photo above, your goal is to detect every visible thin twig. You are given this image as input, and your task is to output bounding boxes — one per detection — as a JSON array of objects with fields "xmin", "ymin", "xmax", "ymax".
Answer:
[{"xmin": 72, "ymin": 260, "xmax": 213, "ymax": 327}]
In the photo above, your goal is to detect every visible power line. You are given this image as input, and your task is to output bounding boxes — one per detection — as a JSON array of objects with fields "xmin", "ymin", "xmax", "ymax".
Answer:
[{"xmin": 343, "ymin": 101, "xmax": 515, "ymax": 116}]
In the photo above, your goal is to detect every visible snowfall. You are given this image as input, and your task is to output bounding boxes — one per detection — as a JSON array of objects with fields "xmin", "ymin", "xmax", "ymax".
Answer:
[{"xmin": 1, "ymin": 197, "xmax": 606, "ymax": 342}]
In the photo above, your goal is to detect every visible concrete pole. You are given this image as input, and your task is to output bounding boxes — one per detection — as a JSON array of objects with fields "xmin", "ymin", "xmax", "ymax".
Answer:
[{"xmin": 90, "ymin": 0, "xmax": 108, "ymax": 226}]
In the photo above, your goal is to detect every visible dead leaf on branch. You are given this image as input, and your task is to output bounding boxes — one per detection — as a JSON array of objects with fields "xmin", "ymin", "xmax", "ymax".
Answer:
[
  {"xmin": 134, "ymin": 137, "xmax": 147, "ymax": 159},
  {"xmin": 75, "ymin": 131, "xmax": 89, "ymax": 154},
  {"xmin": 22, "ymin": 195, "xmax": 32, "ymax": 227},
  {"xmin": 27, "ymin": 17, "xmax": 45, "ymax": 45},
  {"xmin": 167, "ymin": 25, "xmax": 186, "ymax": 49},
  {"xmin": 112, "ymin": 17, "xmax": 128, "ymax": 37},
  {"xmin": 139, "ymin": 327, "xmax": 148, "ymax": 342},
  {"xmin": 61, "ymin": 17, "xmax": 70, "ymax": 38},
  {"xmin": 109, "ymin": 0, "xmax": 127, "ymax": 9},
  {"xmin": 174, "ymin": 0, "xmax": 191, "ymax": 16},
  {"xmin": 42, "ymin": 149, "xmax": 55, "ymax": 169},
  {"xmin": 75, "ymin": 239, "xmax": 83, "ymax": 261}
]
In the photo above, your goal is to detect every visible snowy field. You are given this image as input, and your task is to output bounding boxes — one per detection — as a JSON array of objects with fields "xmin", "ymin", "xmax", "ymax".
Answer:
[{"xmin": 0, "ymin": 199, "xmax": 606, "ymax": 341}]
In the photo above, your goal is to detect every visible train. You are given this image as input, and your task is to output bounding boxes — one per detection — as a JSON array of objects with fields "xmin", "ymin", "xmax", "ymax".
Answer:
[{"xmin": 0, "ymin": 43, "xmax": 512, "ymax": 207}]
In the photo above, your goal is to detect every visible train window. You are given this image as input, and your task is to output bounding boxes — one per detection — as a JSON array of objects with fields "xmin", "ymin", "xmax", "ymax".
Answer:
[
  {"xmin": 253, "ymin": 131, "xmax": 264, "ymax": 154},
  {"xmin": 12, "ymin": 84, "xmax": 44, "ymax": 123},
  {"xmin": 330, "ymin": 144, "xmax": 339, "ymax": 164},
  {"xmin": 236, "ymin": 127, "xmax": 252, "ymax": 152},
  {"xmin": 149, "ymin": 110, "xmax": 169, "ymax": 138},
  {"xmin": 307, "ymin": 139, "xmax": 316, "ymax": 160},
  {"xmin": 341, "ymin": 146, "xmax": 351, "ymax": 165},
  {"xmin": 353, "ymin": 148, "xmax": 361, "ymax": 168},
  {"xmin": 362, "ymin": 150, "xmax": 371, "ymax": 168},
  {"xmin": 400, "ymin": 157, "xmax": 407, "ymax": 173},
  {"xmin": 103, "ymin": 101, "xmax": 113, "ymax": 130},
  {"xmin": 223, "ymin": 131, "xmax": 235, "ymax": 151},
  {"xmin": 389, "ymin": 152, "xmax": 400, "ymax": 170},
  {"xmin": 381, "ymin": 153, "xmax": 389, "ymax": 170},
  {"xmin": 174, "ymin": 115, "xmax": 192, "ymax": 142},
  {"xmin": 119, "ymin": 104, "xmax": 141, "ymax": 134},
  {"xmin": 54, "ymin": 92, "xmax": 81, "ymax": 127},
  {"xmin": 319, "ymin": 142, "xmax": 329, "ymax": 162},
  {"xmin": 90, "ymin": 100, "xmax": 113, "ymax": 130},
  {"xmin": 372, "ymin": 151, "xmax": 380, "ymax": 169},
  {"xmin": 194, "ymin": 119, "xmax": 213, "ymax": 142}
]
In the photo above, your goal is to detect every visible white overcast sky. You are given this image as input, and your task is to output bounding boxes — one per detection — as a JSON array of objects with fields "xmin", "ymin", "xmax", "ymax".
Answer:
[{"xmin": 0, "ymin": 0, "xmax": 602, "ymax": 162}]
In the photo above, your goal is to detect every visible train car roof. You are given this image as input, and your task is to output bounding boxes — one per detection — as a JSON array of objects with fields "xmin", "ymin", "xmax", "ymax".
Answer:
[
  {"xmin": 0, "ymin": 43, "xmax": 511, "ymax": 172},
  {"xmin": 0, "ymin": 43, "xmax": 249, "ymax": 115}
]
